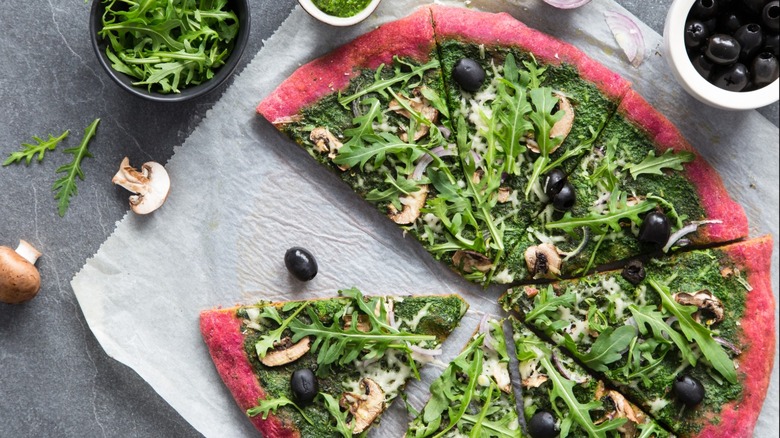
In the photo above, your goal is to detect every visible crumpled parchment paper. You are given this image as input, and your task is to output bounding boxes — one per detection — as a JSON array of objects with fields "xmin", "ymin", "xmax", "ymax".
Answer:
[{"xmin": 72, "ymin": 0, "xmax": 779, "ymax": 436}]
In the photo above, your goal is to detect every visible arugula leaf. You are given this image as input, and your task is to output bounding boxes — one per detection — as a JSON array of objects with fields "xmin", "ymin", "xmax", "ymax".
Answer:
[
  {"xmin": 341, "ymin": 98, "xmax": 382, "ymax": 150},
  {"xmin": 546, "ymin": 191, "xmax": 657, "ymax": 235},
  {"xmin": 319, "ymin": 393, "xmax": 356, "ymax": 438},
  {"xmin": 649, "ymin": 279, "xmax": 737, "ymax": 384},
  {"xmin": 254, "ymin": 302, "xmax": 310, "ymax": 359},
  {"xmin": 590, "ymin": 137, "xmax": 620, "ymax": 191},
  {"xmin": 496, "ymin": 54, "xmax": 532, "ymax": 175},
  {"xmin": 3, "ymin": 130, "xmax": 70, "ymax": 166},
  {"xmin": 332, "ymin": 132, "xmax": 420, "ymax": 170},
  {"xmin": 52, "ymin": 118, "xmax": 100, "ymax": 217},
  {"xmin": 246, "ymin": 395, "xmax": 313, "ymax": 424},
  {"xmin": 430, "ymin": 336, "xmax": 483, "ymax": 438},
  {"xmin": 365, "ymin": 174, "xmax": 421, "ymax": 207},
  {"xmin": 523, "ymin": 286, "xmax": 576, "ymax": 325},
  {"xmin": 568, "ymin": 325, "xmax": 636, "ymax": 372},
  {"xmin": 338, "ymin": 57, "xmax": 440, "ymax": 107},
  {"xmin": 626, "ymin": 149, "xmax": 695, "ymax": 180},
  {"xmin": 524, "ymin": 87, "xmax": 564, "ymax": 198},
  {"xmin": 628, "ymin": 304, "xmax": 697, "ymax": 367}
]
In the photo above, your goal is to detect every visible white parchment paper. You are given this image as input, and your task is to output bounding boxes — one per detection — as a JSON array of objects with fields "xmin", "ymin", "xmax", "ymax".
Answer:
[{"xmin": 72, "ymin": 0, "xmax": 779, "ymax": 436}]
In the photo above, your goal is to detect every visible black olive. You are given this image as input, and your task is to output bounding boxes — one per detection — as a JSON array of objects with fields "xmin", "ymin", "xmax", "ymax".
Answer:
[
  {"xmin": 638, "ymin": 211, "xmax": 671, "ymax": 246},
  {"xmin": 691, "ymin": 0, "xmax": 719, "ymax": 20},
  {"xmin": 673, "ymin": 374, "xmax": 706, "ymax": 407},
  {"xmin": 734, "ymin": 24, "xmax": 765, "ymax": 61},
  {"xmin": 284, "ymin": 247, "xmax": 318, "ymax": 281},
  {"xmin": 718, "ymin": 11, "xmax": 745, "ymax": 33},
  {"xmin": 705, "ymin": 34, "xmax": 742, "ymax": 64},
  {"xmin": 765, "ymin": 32, "xmax": 780, "ymax": 56},
  {"xmin": 741, "ymin": 0, "xmax": 766, "ymax": 14},
  {"xmin": 685, "ymin": 20, "xmax": 711, "ymax": 49},
  {"xmin": 543, "ymin": 169, "xmax": 568, "ymax": 197},
  {"xmin": 692, "ymin": 54, "xmax": 717, "ymax": 79},
  {"xmin": 764, "ymin": 1, "xmax": 780, "ymax": 32},
  {"xmin": 290, "ymin": 369, "xmax": 318, "ymax": 404},
  {"xmin": 752, "ymin": 52, "xmax": 780, "ymax": 86},
  {"xmin": 552, "ymin": 182, "xmax": 576, "ymax": 211},
  {"xmin": 527, "ymin": 410, "xmax": 559, "ymax": 438},
  {"xmin": 452, "ymin": 58, "xmax": 486, "ymax": 92},
  {"xmin": 712, "ymin": 62, "xmax": 750, "ymax": 90},
  {"xmin": 621, "ymin": 260, "xmax": 646, "ymax": 285}
]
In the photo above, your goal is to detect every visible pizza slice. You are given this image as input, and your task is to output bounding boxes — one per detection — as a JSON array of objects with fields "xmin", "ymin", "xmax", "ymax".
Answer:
[
  {"xmin": 200, "ymin": 288, "xmax": 468, "ymax": 437},
  {"xmin": 429, "ymin": 5, "xmax": 633, "ymax": 284},
  {"xmin": 511, "ymin": 319, "xmax": 674, "ymax": 438},
  {"xmin": 406, "ymin": 317, "xmax": 520, "ymax": 437},
  {"xmin": 502, "ymin": 89, "xmax": 750, "ymax": 280},
  {"xmin": 502, "ymin": 236, "xmax": 775, "ymax": 436}
]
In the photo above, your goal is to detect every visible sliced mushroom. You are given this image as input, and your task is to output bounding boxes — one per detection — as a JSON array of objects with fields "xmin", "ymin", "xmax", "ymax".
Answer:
[
  {"xmin": 112, "ymin": 157, "xmax": 171, "ymax": 215},
  {"xmin": 0, "ymin": 240, "xmax": 42, "ymax": 304},
  {"xmin": 527, "ymin": 93, "xmax": 574, "ymax": 154},
  {"xmin": 595, "ymin": 381, "xmax": 645, "ymax": 436},
  {"xmin": 388, "ymin": 185, "xmax": 428, "ymax": 224},
  {"xmin": 524, "ymin": 286, "xmax": 540, "ymax": 299},
  {"xmin": 259, "ymin": 336, "xmax": 311, "ymax": 367},
  {"xmin": 522, "ymin": 374, "xmax": 549, "ymax": 389},
  {"xmin": 452, "ymin": 250, "xmax": 494, "ymax": 273},
  {"xmin": 674, "ymin": 290, "xmax": 725, "ymax": 325},
  {"xmin": 340, "ymin": 378, "xmax": 385, "ymax": 434},
  {"xmin": 310, "ymin": 127, "xmax": 343, "ymax": 158},
  {"xmin": 271, "ymin": 115, "xmax": 303, "ymax": 127},
  {"xmin": 389, "ymin": 89, "xmax": 439, "ymax": 142},
  {"xmin": 497, "ymin": 187, "xmax": 512, "ymax": 203},
  {"xmin": 524, "ymin": 243, "xmax": 563, "ymax": 278}
]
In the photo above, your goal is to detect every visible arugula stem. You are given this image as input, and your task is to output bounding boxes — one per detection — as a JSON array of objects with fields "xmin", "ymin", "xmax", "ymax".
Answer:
[
  {"xmin": 432, "ymin": 345, "xmax": 483, "ymax": 438},
  {"xmin": 338, "ymin": 58, "xmax": 440, "ymax": 107}
]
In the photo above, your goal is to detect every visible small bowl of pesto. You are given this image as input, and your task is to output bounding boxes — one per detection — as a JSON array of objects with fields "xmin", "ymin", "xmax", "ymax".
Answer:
[{"xmin": 298, "ymin": 0, "xmax": 382, "ymax": 26}]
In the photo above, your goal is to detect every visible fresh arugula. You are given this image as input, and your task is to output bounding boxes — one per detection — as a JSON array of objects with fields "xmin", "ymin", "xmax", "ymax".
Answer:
[
  {"xmin": 649, "ymin": 278, "xmax": 737, "ymax": 384},
  {"xmin": 338, "ymin": 57, "xmax": 440, "ymax": 107},
  {"xmin": 365, "ymin": 174, "xmax": 422, "ymax": 209},
  {"xmin": 545, "ymin": 191, "xmax": 657, "ymax": 235},
  {"xmin": 333, "ymin": 132, "xmax": 421, "ymax": 171},
  {"xmin": 320, "ymin": 392, "xmax": 357, "ymax": 438},
  {"xmin": 100, "ymin": 0, "xmax": 239, "ymax": 93},
  {"xmin": 589, "ymin": 137, "xmax": 620, "ymax": 191},
  {"xmin": 495, "ymin": 54, "xmax": 532, "ymax": 175},
  {"xmin": 626, "ymin": 149, "xmax": 695, "ymax": 180},
  {"xmin": 53, "ymin": 118, "xmax": 100, "ymax": 217},
  {"xmin": 564, "ymin": 325, "xmax": 636, "ymax": 372},
  {"xmin": 628, "ymin": 303, "xmax": 697, "ymax": 368},
  {"xmin": 523, "ymin": 286, "xmax": 576, "ymax": 326},
  {"xmin": 341, "ymin": 97, "xmax": 382, "ymax": 151},
  {"xmin": 246, "ymin": 395, "xmax": 313, "ymax": 424},
  {"xmin": 3, "ymin": 130, "xmax": 70, "ymax": 166},
  {"xmin": 254, "ymin": 302, "xmax": 310, "ymax": 359},
  {"xmin": 524, "ymin": 87, "xmax": 565, "ymax": 198}
]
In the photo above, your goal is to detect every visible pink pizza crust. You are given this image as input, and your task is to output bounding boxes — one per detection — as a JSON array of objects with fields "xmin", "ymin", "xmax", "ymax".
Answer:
[
  {"xmin": 257, "ymin": 7, "xmax": 435, "ymax": 124},
  {"xmin": 695, "ymin": 235, "xmax": 775, "ymax": 438},
  {"xmin": 200, "ymin": 308, "xmax": 299, "ymax": 438},
  {"xmin": 429, "ymin": 5, "xmax": 630, "ymax": 103},
  {"xmin": 616, "ymin": 90, "xmax": 748, "ymax": 243}
]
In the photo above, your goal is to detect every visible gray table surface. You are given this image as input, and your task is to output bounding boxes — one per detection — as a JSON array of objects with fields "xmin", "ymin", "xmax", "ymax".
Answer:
[{"xmin": 0, "ymin": 1, "xmax": 777, "ymax": 437}]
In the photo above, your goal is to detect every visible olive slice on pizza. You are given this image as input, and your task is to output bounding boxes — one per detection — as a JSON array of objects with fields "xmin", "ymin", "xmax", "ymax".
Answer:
[
  {"xmin": 200, "ymin": 288, "xmax": 468, "ymax": 436},
  {"xmin": 502, "ymin": 236, "xmax": 774, "ymax": 436},
  {"xmin": 511, "ymin": 319, "xmax": 674, "ymax": 438},
  {"xmin": 406, "ymin": 317, "xmax": 520, "ymax": 437}
]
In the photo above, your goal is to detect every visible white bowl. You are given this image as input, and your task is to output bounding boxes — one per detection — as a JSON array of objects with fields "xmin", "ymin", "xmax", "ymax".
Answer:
[
  {"xmin": 298, "ymin": 0, "xmax": 382, "ymax": 27},
  {"xmin": 663, "ymin": 0, "xmax": 779, "ymax": 110}
]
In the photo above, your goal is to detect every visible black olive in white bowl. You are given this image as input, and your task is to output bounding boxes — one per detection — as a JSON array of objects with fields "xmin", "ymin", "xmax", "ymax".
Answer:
[{"xmin": 664, "ymin": 0, "xmax": 779, "ymax": 109}]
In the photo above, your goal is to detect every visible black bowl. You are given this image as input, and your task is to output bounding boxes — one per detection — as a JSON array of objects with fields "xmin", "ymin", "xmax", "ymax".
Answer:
[{"xmin": 90, "ymin": 0, "xmax": 250, "ymax": 102}]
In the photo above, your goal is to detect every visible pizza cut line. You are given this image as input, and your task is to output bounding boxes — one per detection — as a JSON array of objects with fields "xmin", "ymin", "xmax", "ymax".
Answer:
[{"xmin": 198, "ymin": 5, "xmax": 773, "ymax": 438}]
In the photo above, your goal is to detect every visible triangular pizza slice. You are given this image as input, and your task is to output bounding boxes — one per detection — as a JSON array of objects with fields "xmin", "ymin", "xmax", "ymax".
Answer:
[
  {"xmin": 502, "ymin": 236, "xmax": 774, "ymax": 436},
  {"xmin": 200, "ymin": 288, "xmax": 468, "ymax": 436},
  {"xmin": 511, "ymin": 319, "xmax": 674, "ymax": 438},
  {"xmin": 406, "ymin": 317, "xmax": 520, "ymax": 437}
]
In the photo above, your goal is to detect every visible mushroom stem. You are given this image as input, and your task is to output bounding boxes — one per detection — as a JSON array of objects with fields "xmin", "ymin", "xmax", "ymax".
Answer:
[{"xmin": 15, "ymin": 240, "xmax": 41, "ymax": 265}]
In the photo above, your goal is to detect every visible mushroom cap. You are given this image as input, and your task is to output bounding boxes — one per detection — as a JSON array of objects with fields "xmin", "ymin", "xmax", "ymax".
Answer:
[
  {"xmin": 112, "ymin": 157, "xmax": 171, "ymax": 215},
  {"xmin": 0, "ymin": 242, "xmax": 42, "ymax": 304}
]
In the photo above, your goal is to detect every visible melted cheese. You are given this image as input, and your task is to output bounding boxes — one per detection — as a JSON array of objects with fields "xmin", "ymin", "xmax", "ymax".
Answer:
[
  {"xmin": 397, "ymin": 302, "xmax": 432, "ymax": 331},
  {"xmin": 648, "ymin": 397, "xmax": 670, "ymax": 414},
  {"xmin": 344, "ymin": 349, "xmax": 412, "ymax": 401}
]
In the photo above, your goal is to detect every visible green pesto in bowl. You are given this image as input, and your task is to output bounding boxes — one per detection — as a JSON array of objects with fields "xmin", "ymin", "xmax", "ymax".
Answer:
[{"xmin": 312, "ymin": 0, "xmax": 373, "ymax": 18}]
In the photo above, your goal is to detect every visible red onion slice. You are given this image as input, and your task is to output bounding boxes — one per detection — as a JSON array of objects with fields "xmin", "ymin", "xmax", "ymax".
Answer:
[
  {"xmin": 542, "ymin": 0, "xmax": 592, "ymax": 9},
  {"xmin": 663, "ymin": 220, "xmax": 723, "ymax": 253},
  {"xmin": 478, "ymin": 314, "xmax": 496, "ymax": 350},
  {"xmin": 713, "ymin": 337, "xmax": 742, "ymax": 356},
  {"xmin": 604, "ymin": 11, "xmax": 645, "ymax": 68},
  {"xmin": 552, "ymin": 351, "xmax": 587, "ymax": 383},
  {"xmin": 412, "ymin": 146, "xmax": 456, "ymax": 180},
  {"xmin": 409, "ymin": 344, "xmax": 443, "ymax": 363}
]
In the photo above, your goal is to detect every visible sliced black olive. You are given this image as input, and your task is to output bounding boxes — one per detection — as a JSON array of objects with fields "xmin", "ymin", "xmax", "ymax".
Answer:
[
  {"xmin": 621, "ymin": 260, "xmax": 646, "ymax": 285},
  {"xmin": 284, "ymin": 247, "xmax": 318, "ymax": 281},
  {"xmin": 742, "ymin": 0, "xmax": 766, "ymax": 14},
  {"xmin": 290, "ymin": 369, "xmax": 318, "ymax": 404},
  {"xmin": 752, "ymin": 52, "xmax": 780, "ymax": 86},
  {"xmin": 691, "ymin": 0, "xmax": 719, "ymax": 20},
  {"xmin": 712, "ymin": 62, "xmax": 750, "ymax": 90},
  {"xmin": 705, "ymin": 34, "xmax": 742, "ymax": 64},
  {"xmin": 452, "ymin": 58, "xmax": 486, "ymax": 92},
  {"xmin": 685, "ymin": 20, "xmax": 712, "ymax": 49},
  {"xmin": 543, "ymin": 169, "xmax": 568, "ymax": 197},
  {"xmin": 692, "ymin": 54, "xmax": 717, "ymax": 79},
  {"xmin": 638, "ymin": 211, "xmax": 672, "ymax": 246},
  {"xmin": 673, "ymin": 374, "xmax": 706, "ymax": 407},
  {"xmin": 551, "ymin": 182, "xmax": 576, "ymax": 212},
  {"xmin": 527, "ymin": 410, "xmax": 559, "ymax": 438},
  {"xmin": 734, "ymin": 24, "xmax": 765, "ymax": 61},
  {"xmin": 765, "ymin": 32, "xmax": 780, "ymax": 56},
  {"xmin": 764, "ymin": 1, "xmax": 780, "ymax": 32}
]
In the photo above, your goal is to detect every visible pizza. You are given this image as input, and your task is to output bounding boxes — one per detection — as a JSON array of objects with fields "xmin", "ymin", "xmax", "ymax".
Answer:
[
  {"xmin": 502, "ymin": 235, "xmax": 775, "ymax": 436},
  {"xmin": 222, "ymin": 4, "xmax": 776, "ymax": 437},
  {"xmin": 406, "ymin": 317, "xmax": 519, "ymax": 437},
  {"xmin": 199, "ymin": 288, "xmax": 468, "ymax": 437},
  {"xmin": 257, "ymin": 5, "xmax": 747, "ymax": 287},
  {"xmin": 511, "ymin": 319, "xmax": 673, "ymax": 437}
]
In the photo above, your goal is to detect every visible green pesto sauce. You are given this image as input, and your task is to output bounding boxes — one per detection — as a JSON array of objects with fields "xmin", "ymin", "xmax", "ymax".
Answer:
[{"xmin": 312, "ymin": 0, "xmax": 373, "ymax": 18}]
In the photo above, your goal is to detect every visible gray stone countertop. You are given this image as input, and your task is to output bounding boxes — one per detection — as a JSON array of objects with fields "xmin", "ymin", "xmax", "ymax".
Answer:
[{"xmin": 0, "ymin": 1, "xmax": 777, "ymax": 437}]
